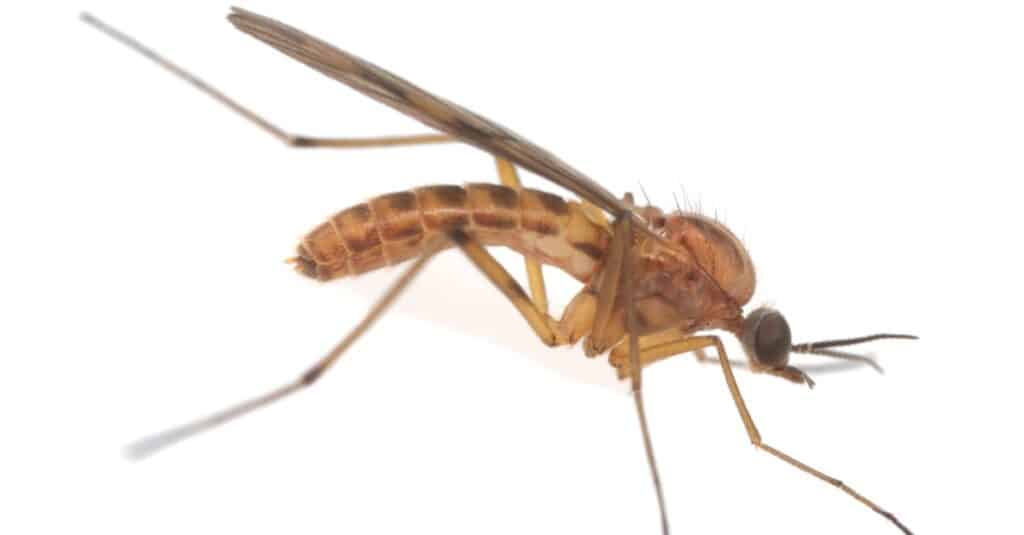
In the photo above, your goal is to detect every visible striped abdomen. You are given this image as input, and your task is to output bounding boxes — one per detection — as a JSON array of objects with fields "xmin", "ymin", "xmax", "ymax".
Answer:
[{"xmin": 293, "ymin": 184, "xmax": 610, "ymax": 282}]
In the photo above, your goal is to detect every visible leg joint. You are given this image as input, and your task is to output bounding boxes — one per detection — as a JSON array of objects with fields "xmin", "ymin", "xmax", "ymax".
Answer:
[
  {"xmin": 300, "ymin": 365, "xmax": 325, "ymax": 386},
  {"xmin": 289, "ymin": 136, "xmax": 316, "ymax": 147}
]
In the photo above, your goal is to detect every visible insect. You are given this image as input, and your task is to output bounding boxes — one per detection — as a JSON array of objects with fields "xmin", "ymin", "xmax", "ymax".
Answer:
[{"xmin": 83, "ymin": 8, "xmax": 918, "ymax": 534}]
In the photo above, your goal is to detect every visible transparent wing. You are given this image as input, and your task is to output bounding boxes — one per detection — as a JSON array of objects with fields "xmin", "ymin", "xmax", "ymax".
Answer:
[{"xmin": 227, "ymin": 8, "xmax": 628, "ymax": 216}]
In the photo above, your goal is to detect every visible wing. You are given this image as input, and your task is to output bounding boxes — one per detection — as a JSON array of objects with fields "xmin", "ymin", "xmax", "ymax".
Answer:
[{"xmin": 227, "ymin": 8, "xmax": 628, "ymax": 216}]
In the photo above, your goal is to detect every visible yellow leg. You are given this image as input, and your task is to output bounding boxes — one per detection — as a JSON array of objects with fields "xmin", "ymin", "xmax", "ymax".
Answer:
[
  {"xmin": 694, "ymin": 347, "xmax": 747, "ymax": 369},
  {"xmin": 612, "ymin": 332, "xmax": 796, "ymax": 381},
  {"xmin": 81, "ymin": 13, "xmax": 454, "ymax": 149},
  {"xmin": 494, "ymin": 158, "xmax": 549, "ymax": 314},
  {"xmin": 703, "ymin": 335, "xmax": 913, "ymax": 534},
  {"xmin": 124, "ymin": 235, "xmax": 450, "ymax": 459},
  {"xmin": 617, "ymin": 214, "xmax": 670, "ymax": 535},
  {"xmin": 611, "ymin": 332, "xmax": 912, "ymax": 533},
  {"xmin": 609, "ymin": 329, "xmax": 719, "ymax": 379},
  {"xmin": 584, "ymin": 215, "xmax": 631, "ymax": 356},
  {"xmin": 448, "ymin": 229, "xmax": 568, "ymax": 346},
  {"xmin": 124, "ymin": 227, "xmax": 580, "ymax": 461}
]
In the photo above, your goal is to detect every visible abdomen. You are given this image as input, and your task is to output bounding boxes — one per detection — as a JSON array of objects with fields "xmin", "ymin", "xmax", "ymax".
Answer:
[{"xmin": 292, "ymin": 184, "xmax": 609, "ymax": 282}]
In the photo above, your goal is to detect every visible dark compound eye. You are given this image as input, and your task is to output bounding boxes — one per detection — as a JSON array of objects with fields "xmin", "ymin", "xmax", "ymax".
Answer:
[{"xmin": 741, "ymin": 308, "xmax": 792, "ymax": 368}]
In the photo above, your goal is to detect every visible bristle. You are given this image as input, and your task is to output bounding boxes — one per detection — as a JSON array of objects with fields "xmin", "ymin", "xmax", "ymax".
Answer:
[
  {"xmin": 671, "ymin": 191, "xmax": 683, "ymax": 214},
  {"xmin": 637, "ymin": 182, "xmax": 652, "ymax": 206}
]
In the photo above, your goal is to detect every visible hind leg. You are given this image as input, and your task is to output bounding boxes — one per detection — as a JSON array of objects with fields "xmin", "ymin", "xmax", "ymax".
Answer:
[{"xmin": 82, "ymin": 13, "xmax": 453, "ymax": 149}]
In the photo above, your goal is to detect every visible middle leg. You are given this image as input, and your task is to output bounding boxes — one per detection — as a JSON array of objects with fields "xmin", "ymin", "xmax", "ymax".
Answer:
[
  {"xmin": 494, "ymin": 158, "xmax": 550, "ymax": 314},
  {"xmin": 492, "ymin": 157, "xmax": 613, "ymax": 317},
  {"xmin": 448, "ymin": 229, "xmax": 570, "ymax": 346}
]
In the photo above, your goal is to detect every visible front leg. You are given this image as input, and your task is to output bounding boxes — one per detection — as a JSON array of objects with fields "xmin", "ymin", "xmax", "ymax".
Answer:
[
  {"xmin": 704, "ymin": 335, "xmax": 913, "ymax": 534},
  {"xmin": 609, "ymin": 329, "xmax": 719, "ymax": 379},
  {"xmin": 616, "ymin": 341, "xmax": 817, "ymax": 387}
]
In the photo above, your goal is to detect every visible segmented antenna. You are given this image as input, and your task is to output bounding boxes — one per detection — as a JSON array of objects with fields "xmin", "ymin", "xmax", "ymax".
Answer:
[{"xmin": 791, "ymin": 334, "xmax": 918, "ymax": 375}]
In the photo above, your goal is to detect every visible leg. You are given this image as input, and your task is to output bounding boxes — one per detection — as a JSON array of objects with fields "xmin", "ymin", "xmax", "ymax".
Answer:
[
  {"xmin": 614, "ymin": 333, "xmax": 912, "ymax": 532},
  {"xmin": 494, "ymin": 158, "xmax": 549, "ymax": 314},
  {"xmin": 574, "ymin": 214, "xmax": 670, "ymax": 532},
  {"xmin": 616, "ymin": 215, "xmax": 670, "ymax": 535},
  {"xmin": 448, "ymin": 230, "xmax": 568, "ymax": 346},
  {"xmin": 695, "ymin": 347, "xmax": 747, "ymax": 370},
  {"xmin": 702, "ymin": 335, "xmax": 913, "ymax": 534},
  {"xmin": 609, "ymin": 329, "xmax": 720, "ymax": 379},
  {"xmin": 614, "ymin": 335, "xmax": 814, "ymax": 385},
  {"xmin": 82, "ymin": 13, "xmax": 453, "ymax": 149},
  {"xmin": 492, "ymin": 158, "xmax": 614, "ymax": 322},
  {"xmin": 584, "ymin": 214, "xmax": 630, "ymax": 356},
  {"xmin": 124, "ymin": 235, "xmax": 449, "ymax": 459},
  {"xmin": 125, "ymin": 229, "xmax": 574, "ymax": 460},
  {"xmin": 492, "ymin": 152, "xmax": 608, "ymax": 335}
]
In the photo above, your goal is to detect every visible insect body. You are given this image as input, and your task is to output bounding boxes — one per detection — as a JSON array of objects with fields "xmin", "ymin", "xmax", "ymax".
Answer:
[
  {"xmin": 83, "ymin": 9, "xmax": 918, "ymax": 535},
  {"xmin": 296, "ymin": 183, "xmax": 755, "ymax": 380}
]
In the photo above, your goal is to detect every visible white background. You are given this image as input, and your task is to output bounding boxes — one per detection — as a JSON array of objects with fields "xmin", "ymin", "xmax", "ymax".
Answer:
[{"xmin": 2, "ymin": 1, "xmax": 1022, "ymax": 534}]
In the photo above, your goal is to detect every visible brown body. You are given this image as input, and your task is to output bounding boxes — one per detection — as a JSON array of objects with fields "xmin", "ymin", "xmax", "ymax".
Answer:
[
  {"xmin": 294, "ymin": 183, "xmax": 610, "ymax": 283},
  {"xmin": 294, "ymin": 183, "xmax": 758, "ymax": 377}
]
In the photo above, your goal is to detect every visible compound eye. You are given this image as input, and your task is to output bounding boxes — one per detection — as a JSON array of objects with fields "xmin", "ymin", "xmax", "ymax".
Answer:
[{"xmin": 742, "ymin": 308, "xmax": 792, "ymax": 368}]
